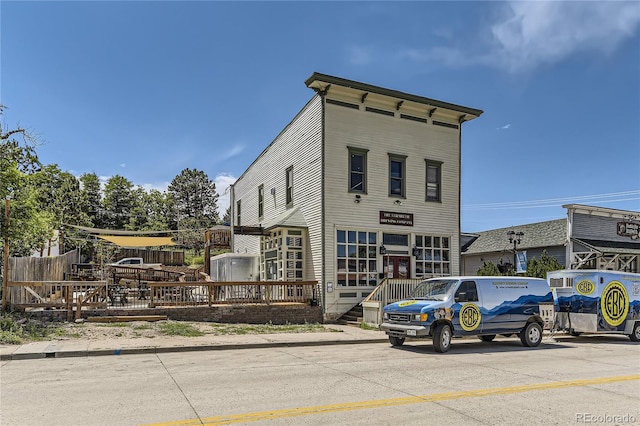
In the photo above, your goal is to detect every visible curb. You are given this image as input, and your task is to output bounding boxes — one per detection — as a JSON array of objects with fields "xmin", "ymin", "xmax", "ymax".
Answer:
[{"xmin": 1, "ymin": 338, "xmax": 389, "ymax": 361}]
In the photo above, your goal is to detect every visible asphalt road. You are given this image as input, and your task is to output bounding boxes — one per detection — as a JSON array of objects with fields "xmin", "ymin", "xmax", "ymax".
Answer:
[{"xmin": 1, "ymin": 335, "xmax": 639, "ymax": 426}]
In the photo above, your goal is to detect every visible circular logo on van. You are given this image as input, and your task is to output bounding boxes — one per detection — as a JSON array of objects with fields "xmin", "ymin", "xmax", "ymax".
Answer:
[
  {"xmin": 576, "ymin": 279, "xmax": 595, "ymax": 296},
  {"xmin": 459, "ymin": 303, "xmax": 481, "ymax": 331},
  {"xmin": 601, "ymin": 281, "xmax": 628, "ymax": 327}
]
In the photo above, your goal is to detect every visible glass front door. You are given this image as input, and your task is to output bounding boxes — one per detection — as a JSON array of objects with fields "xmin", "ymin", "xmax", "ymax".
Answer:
[{"xmin": 383, "ymin": 256, "xmax": 411, "ymax": 279}]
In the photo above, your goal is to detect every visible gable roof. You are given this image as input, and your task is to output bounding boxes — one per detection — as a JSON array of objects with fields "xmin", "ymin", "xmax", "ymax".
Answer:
[{"xmin": 463, "ymin": 219, "xmax": 567, "ymax": 255}]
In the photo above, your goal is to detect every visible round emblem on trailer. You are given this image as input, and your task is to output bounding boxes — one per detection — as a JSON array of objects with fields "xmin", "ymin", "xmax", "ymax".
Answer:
[
  {"xmin": 459, "ymin": 303, "xmax": 481, "ymax": 331},
  {"xmin": 576, "ymin": 279, "xmax": 595, "ymax": 296},
  {"xmin": 601, "ymin": 281, "xmax": 629, "ymax": 327}
]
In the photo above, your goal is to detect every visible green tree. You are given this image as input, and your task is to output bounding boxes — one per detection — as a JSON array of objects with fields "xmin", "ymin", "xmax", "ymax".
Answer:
[
  {"xmin": 169, "ymin": 169, "xmax": 219, "ymax": 253},
  {"xmin": 526, "ymin": 250, "xmax": 564, "ymax": 279},
  {"xmin": 0, "ymin": 108, "xmax": 52, "ymax": 263},
  {"xmin": 222, "ymin": 206, "xmax": 231, "ymax": 224},
  {"xmin": 168, "ymin": 168, "xmax": 219, "ymax": 223},
  {"xmin": 102, "ymin": 175, "xmax": 134, "ymax": 230},
  {"xmin": 79, "ymin": 172, "xmax": 103, "ymax": 228},
  {"xmin": 476, "ymin": 261, "xmax": 502, "ymax": 276}
]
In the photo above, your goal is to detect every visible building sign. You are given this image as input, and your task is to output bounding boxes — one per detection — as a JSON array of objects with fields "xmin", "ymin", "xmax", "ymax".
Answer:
[
  {"xmin": 380, "ymin": 211, "xmax": 413, "ymax": 226},
  {"xmin": 617, "ymin": 221, "xmax": 640, "ymax": 240}
]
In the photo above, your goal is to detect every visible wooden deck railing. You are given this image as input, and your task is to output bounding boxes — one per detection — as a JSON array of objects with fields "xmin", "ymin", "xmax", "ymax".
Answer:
[{"xmin": 7, "ymin": 280, "xmax": 319, "ymax": 319}]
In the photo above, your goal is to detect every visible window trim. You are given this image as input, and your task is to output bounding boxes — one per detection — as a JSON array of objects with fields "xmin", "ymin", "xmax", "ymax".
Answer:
[
  {"xmin": 286, "ymin": 166, "xmax": 293, "ymax": 207},
  {"xmin": 236, "ymin": 199, "xmax": 242, "ymax": 226},
  {"xmin": 425, "ymin": 159, "xmax": 443, "ymax": 202},
  {"xmin": 348, "ymin": 146, "xmax": 368, "ymax": 194},
  {"xmin": 388, "ymin": 153, "xmax": 407, "ymax": 198},
  {"xmin": 258, "ymin": 184, "xmax": 264, "ymax": 219}
]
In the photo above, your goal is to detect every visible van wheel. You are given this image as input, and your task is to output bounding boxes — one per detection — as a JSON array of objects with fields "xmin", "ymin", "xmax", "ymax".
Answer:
[
  {"xmin": 389, "ymin": 336, "xmax": 405, "ymax": 347},
  {"xmin": 629, "ymin": 322, "xmax": 640, "ymax": 342},
  {"xmin": 433, "ymin": 324, "xmax": 452, "ymax": 353},
  {"xmin": 520, "ymin": 322, "xmax": 543, "ymax": 347},
  {"xmin": 478, "ymin": 335, "xmax": 496, "ymax": 342}
]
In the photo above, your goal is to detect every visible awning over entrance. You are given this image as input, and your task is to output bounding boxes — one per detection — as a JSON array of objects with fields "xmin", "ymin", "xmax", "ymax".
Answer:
[
  {"xmin": 574, "ymin": 238, "xmax": 640, "ymax": 256},
  {"xmin": 96, "ymin": 235, "xmax": 176, "ymax": 247},
  {"xmin": 233, "ymin": 208, "xmax": 308, "ymax": 236}
]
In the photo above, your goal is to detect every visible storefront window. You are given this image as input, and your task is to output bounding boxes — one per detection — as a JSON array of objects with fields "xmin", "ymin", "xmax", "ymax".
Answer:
[
  {"xmin": 337, "ymin": 229, "xmax": 378, "ymax": 287},
  {"xmin": 414, "ymin": 235, "xmax": 451, "ymax": 278}
]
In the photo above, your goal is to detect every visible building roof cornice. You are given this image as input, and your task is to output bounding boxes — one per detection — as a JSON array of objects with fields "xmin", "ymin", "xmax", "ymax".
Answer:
[{"xmin": 305, "ymin": 72, "xmax": 483, "ymax": 120}]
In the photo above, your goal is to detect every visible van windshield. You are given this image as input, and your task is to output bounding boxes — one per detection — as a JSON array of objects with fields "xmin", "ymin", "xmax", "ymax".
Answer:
[{"xmin": 410, "ymin": 280, "xmax": 458, "ymax": 301}]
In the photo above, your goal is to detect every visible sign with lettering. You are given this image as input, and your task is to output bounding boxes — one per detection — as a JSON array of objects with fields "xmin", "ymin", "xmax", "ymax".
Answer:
[
  {"xmin": 617, "ymin": 221, "xmax": 639, "ymax": 240},
  {"xmin": 380, "ymin": 211, "xmax": 413, "ymax": 226}
]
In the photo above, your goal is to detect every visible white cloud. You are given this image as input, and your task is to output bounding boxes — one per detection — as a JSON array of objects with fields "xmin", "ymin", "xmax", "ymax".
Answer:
[
  {"xmin": 214, "ymin": 173, "xmax": 237, "ymax": 219},
  {"xmin": 399, "ymin": 2, "xmax": 640, "ymax": 73},
  {"xmin": 120, "ymin": 163, "xmax": 126, "ymax": 168},
  {"xmin": 348, "ymin": 45, "xmax": 373, "ymax": 65},
  {"xmin": 497, "ymin": 124, "xmax": 511, "ymax": 130},
  {"xmin": 490, "ymin": 1, "xmax": 640, "ymax": 72},
  {"xmin": 218, "ymin": 144, "xmax": 244, "ymax": 162}
]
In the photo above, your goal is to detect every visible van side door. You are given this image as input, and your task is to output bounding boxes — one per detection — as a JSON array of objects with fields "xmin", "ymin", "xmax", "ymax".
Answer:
[{"xmin": 453, "ymin": 280, "xmax": 483, "ymax": 335}]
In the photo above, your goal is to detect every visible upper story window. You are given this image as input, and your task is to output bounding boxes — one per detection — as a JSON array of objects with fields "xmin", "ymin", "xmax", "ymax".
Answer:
[
  {"xmin": 388, "ymin": 154, "xmax": 406, "ymax": 198},
  {"xmin": 258, "ymin": 185, "xmax": 264, "ymax": 218},
  {"xmin": 236, "ymin": 200, "xmax": 241, "ymax": 226},
  {"xmin": 425, "ymin": 160, "xmax": 442, "ymax": 202},
  {"xmin": 348, "ymin": 147, "xmax": 368, "ymax": 193},
  {"xmin": 286, "ymin": 166, "xmax": 293, "ymax": 206}
]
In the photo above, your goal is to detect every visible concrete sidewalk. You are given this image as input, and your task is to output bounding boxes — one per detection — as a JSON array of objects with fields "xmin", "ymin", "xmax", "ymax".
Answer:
[{"xmin": 0, "ymin": 324, "xmax": 389, "ymax": 361}]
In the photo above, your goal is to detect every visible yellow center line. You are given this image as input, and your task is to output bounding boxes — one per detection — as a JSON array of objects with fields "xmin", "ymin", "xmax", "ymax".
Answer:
[{"xmin": 146, "ymin": 374, "xmax": 640, "ymax": 426}]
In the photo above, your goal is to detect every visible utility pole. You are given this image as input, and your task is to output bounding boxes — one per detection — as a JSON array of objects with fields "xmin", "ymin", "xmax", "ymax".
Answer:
[{"xmin": 2, "ymin": 199, "xmax": 10, "ymax": 313}]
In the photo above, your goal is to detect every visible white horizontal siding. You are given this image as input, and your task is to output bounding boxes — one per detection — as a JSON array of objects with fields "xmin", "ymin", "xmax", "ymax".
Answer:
[{"xmin": 232, "ymin": 96, "xmax": 324, "ymax": 283}]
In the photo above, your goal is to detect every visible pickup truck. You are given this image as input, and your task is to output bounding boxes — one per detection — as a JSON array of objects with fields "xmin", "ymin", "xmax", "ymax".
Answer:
[{"xmin": 110, "ymin": 258, "xmax": 162, "ymax": 268}]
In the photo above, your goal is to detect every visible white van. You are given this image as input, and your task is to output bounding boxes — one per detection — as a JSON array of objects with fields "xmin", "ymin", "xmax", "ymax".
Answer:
[{"xmin": 380, "ymin": 276, "xmax": 554, "ymax": 353}]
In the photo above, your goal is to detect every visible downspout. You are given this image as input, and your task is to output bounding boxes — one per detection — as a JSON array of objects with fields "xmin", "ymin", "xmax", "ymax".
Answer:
[
  {"xmin": 319, "ymin": 90, "xmax": 327, "ymax": 317},
  {"xmin": 230, "ymin": 184, "xmax": 235, "ymax": 252},
  {"xmin": 458, "ymin": 117, "xmax": 464, "ymax": 276}
]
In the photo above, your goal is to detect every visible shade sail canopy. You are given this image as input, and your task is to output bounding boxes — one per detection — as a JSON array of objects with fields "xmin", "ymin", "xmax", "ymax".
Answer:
[{"xmin": 97, "ymin": 235, "xmax": 176, "ymax": 247}]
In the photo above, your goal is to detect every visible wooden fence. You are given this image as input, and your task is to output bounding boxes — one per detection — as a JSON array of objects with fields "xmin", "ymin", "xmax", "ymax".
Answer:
[
  {"xmin": 116, "ymin": 249, "xmax": 184, "ymax": 266},
  {"xmin": 8, "ymin": 250, "xmax": 81, "ymax": 282}
]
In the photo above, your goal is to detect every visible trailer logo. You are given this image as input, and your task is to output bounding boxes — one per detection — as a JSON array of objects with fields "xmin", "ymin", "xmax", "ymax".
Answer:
[
  {"xmin": 576, "ymin": 279, "xmax": 595, "ymax": 296},
  {"xmin": 460, "ymin": 303, "xmax": 481, "ymax": 331},
  {"xmin": 601, "ymin": 281, "xmax": 629, "ymax": 327}
]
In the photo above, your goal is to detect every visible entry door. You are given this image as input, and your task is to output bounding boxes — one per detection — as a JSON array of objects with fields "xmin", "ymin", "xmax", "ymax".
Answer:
[{"xmin": 383, "ymin": 256, "xmax": 411, "ymax": 279}]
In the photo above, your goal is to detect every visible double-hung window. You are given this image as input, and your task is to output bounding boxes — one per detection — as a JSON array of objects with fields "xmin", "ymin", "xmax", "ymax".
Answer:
[
  {"xmin": 286, "ymin": 166, "xmax": 293, "ymax": 206},
  {"xmin": 348, "ymin": 147, "xmax": 368, "ymax": 193},
  {"xmin": 425, "ymin": 160, "xmax": 442, "ymax": 202},
  {"xmin": 388, "ymin": 154, "xmax": 406, "ymax": 198},
  {"xmin": 236, "ymin": 200, "xmax": 241, "ymax": 226},
  {"xmin": 258, "ymin": 185, "xmax": 264, "ymax": 218}
]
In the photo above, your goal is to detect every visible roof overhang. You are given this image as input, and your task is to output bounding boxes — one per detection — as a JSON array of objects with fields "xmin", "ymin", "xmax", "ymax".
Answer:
[
  {"xmin": 573, "ymin": 238, "xmax": 640, "ymax": 256},
  {"xmin": 305, "ymin": 72, "xmax": 483, "ymax": 121}
]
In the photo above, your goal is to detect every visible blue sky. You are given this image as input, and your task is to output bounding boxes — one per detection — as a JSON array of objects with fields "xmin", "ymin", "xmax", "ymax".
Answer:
[{"xmin": 2, "ymin": 1, "xmax": 639, "ymax": 232}]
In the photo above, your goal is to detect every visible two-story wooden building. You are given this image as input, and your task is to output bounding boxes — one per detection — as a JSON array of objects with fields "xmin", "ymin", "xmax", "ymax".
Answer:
[{"xmin": 230, "ymin": 73, "xmax": 483, "ymax": 320}]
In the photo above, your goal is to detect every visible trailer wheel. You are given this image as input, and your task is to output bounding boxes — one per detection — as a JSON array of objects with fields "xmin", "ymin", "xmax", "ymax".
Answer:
[
  {"xmin": 519, "ymin": 322, "xmax": 543, "ymax": 347},
  {"xmin": 389, "ymin": 336, "xmax": 405, "ymax": 347},
  {"xmin": 569, "ymin": 330, "xmax": 582, "ymax": 337},
  {"xmin": 478, "ymin": 335, "xmax": 496, "ymax": 342},
  {"xmin": 629, "ymin": 322, "xmax": 640, "ymax": 342},
  {"xmin": 433, "ymin": 323, "xmax": 452, "ymax": 353}
]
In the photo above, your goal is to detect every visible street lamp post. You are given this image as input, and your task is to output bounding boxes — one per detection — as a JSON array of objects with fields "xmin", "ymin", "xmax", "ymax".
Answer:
[{"xmin": 507, "ymin": 230, "xmax": 524, "ymax": 273}]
